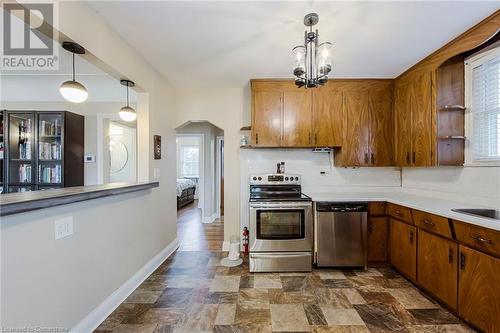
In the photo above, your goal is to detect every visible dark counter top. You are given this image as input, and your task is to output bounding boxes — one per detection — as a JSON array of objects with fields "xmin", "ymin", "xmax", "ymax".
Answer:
[{"xmin": 0, "ymin": 181, "xmax": 159, "ymax": 217}]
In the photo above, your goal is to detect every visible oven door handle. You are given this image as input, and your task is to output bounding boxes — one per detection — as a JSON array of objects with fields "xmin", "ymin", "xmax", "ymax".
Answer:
[{"xmin": 249, "ymin": 202, "xmax": 312, "ymax": 209}]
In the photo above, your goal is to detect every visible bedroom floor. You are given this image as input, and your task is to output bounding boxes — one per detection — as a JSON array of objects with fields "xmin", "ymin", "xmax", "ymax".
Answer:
[{"xmin": 177, "ymin": 200, "xmax": 224, "ymax": 251}]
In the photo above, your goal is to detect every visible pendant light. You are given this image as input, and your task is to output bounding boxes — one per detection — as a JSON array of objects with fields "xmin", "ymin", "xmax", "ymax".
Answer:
[
  {"xmin": 60, "ymin": 41, "xmax": 88, "ymax": 103},
  {"xmin": 292, "ymin": 13, "xmax": 333, "ymax": 88},
  {"xmin": 119, "ymin": 79, "xmax": 137, "ymax": 122}
]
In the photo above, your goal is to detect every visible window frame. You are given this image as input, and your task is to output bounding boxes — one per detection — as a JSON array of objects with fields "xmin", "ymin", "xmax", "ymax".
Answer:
[
  {"xmin": 179, "ymin": 144, "xmax": 200, "ymax": 178},
  {"xmin": 464, "ymin": 46, "xmax": 500, "ymax": 167}
]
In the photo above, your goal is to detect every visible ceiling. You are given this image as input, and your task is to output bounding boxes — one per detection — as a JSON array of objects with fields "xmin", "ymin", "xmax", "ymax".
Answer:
[{"xmin": 87, "ymin": 1, "xmax": 500, "ymax": 88}]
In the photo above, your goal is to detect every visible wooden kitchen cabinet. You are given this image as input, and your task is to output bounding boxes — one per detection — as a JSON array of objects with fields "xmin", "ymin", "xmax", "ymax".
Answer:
[
  {"xmin": 393, "ymin": 71, "xmax": 433, "ymax": 167},
  {"xmin": 368, "ymin": 217, "xmax": 388, "ymax": 262},
  {"xmin": 312, "ymin": 84, "xmax": 343, "ymax": 147},
  {"xmin": 389, "ymin": 218, "xmax": 417, "ymax": 281},
  {"xmin": 369, "ymin": 88, "xmax": 394, "ymax": 166},
  {"xmin": 340, "ymin": 89, "xmax": 370, "ymax": 166},
  {"xmin": 251, "ymin": 80, "xmax": 313, "ymax": 147},
  {"xmin": 458, "ymin": 245, "xmax": 500, "ymax": 333},
  {"xmin": 336, "ymin": 80, "xmax": 394, "ymax": 167},
  {"xmin": 283, "ymin": 90, "xmax": 312, "ymax": 147},
  {"xmin": 252, "ymin": 88, "xmax": 282, "ymax": 146},
  {"xmin": 418, "ymin": 230, "xmax": 458, "ymax": 310}
]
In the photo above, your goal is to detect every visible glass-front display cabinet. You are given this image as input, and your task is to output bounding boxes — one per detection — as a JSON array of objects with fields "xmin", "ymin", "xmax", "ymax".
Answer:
[{"xmin": 2, "ymin": 110, "xmax": 84, "ymax": 193}]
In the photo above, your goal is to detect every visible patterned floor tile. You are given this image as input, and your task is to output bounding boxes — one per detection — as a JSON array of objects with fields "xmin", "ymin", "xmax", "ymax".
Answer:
[
  {"xmin": 94, "ymin": 249, "xmax": 475, "ymax": 333},
  {"xmin": 215, "ymin": 304, "xmax": 237, "ymax": 325},
  {"xmin": 210, "ymin": 276, "xmax": 241, "ymax": 292},
  {"xmin": 321, "ymin": 308, "xmax": 365, "ymax": 326},
  {"xmin": 253, "ymin": 276, "xmax": 282, "ymax": 289},
  {"xmin": 270, "ymin": 303, "xmax": 311, "ymax": 332}
]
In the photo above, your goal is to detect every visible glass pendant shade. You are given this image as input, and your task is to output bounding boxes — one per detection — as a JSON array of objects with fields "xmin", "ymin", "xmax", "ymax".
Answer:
[
  {"xmin": 119, "ymin": 106, "xmax": 137, "ymax": 122},
  {"xmin": 317, "ymin": 42, "xmax": 332, "ymax": 75},
  {"xmin": 292, "ymin": 46, "xmax": 306, "ymax": 77},
  {"xmin": 59, "ymin": 80, "xmax": 88, "ymax": 103}
]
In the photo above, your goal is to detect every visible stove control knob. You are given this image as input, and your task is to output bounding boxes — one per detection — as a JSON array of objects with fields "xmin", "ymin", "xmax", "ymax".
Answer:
[
  {"xmin": 295, "ymin": 177, "xmax": 299, "ymax": 181},
  {"xmin": 285, "ymin": 177, "xmax": 289, "ymax": 181},
  {"xmin": 258, "ymin": 177, "xmax": 262, "ymax": 181},
  {"xmin": 252, "ymin": 177, "xmax": 257, "ymax": 181}
]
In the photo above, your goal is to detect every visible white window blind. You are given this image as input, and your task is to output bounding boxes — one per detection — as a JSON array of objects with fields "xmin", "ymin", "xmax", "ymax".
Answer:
[
  {"xmin": 180, "ymin": 145, "xmax": 199, "ymax": 177},
  {"xmin": 469, "ymin": 49, "xmax": 500, "ymax": 162}
]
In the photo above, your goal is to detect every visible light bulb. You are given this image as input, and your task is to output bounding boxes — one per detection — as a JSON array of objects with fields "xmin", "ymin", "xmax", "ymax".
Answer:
[
  {"xmin": 59, "ymin": 80, "xmax": 88, "ymax": 103},
  {"xmin": 119, "ymin": 106, "xmax": 137, "ymax": 122}
]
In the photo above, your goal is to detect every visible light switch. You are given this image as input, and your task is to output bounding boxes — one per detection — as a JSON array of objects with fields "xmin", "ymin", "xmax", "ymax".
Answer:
[{"xmin": 54, "ymin": 216, "xmax": 74, "ymax": 240}]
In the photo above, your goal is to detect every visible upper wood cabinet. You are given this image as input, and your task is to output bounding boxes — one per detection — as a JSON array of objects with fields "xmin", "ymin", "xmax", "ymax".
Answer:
[
  {"xmin": 336, "ymin": 80, "xmax": 394, "ymax": 167},
  {"xmin": 394, "ymin": 71, "xmax": 433, "ymax": 167},
  {"xmin": 251, "ymin": 80, "xmax": 312, "ymax": 147},
  {"xmin": 252, "ymin": 89, "xmax": 282, "ymax": 146},
  {"xmin": 458, "ymin": 245, "xmax": 500, "ymax": 333},
  {"xmin": 283, "ymin": 90, "xmax": 313, "ymax": 147},
  {"xmin": 312, "ymin": 84, "xmax": 343, "ymax": 147}
]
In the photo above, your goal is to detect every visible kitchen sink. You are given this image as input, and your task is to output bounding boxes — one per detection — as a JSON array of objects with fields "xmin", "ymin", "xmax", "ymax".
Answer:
[{"xmin": 452, "ymin": 208, "xmax": 500, "ymax": 220}]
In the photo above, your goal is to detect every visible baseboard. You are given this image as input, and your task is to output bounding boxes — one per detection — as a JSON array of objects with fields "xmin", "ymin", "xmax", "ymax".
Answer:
[
  {"xmin": 72, "ymin": 238, "xmax": 179, "ymax": 333},
  {"xmin": 202, "ymin": 213, "xmax": 217, "ymax": 224}
]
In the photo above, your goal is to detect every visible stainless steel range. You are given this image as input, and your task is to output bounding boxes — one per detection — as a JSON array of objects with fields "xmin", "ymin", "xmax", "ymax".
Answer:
[{"xmin": 248, "ymin": 174, "xmax": 313, "ymax": 272}]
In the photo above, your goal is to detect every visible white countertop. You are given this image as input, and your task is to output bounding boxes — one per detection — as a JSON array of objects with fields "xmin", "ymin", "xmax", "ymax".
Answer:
[{"xmin": 304, "ymin": 189, "xmax": 500, "ymax": 232}]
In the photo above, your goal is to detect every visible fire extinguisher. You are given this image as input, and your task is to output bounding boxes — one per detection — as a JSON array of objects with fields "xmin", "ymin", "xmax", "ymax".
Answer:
[{"xmin": 242, "ymin": 227, "xmax": 249, "ymax": 255}]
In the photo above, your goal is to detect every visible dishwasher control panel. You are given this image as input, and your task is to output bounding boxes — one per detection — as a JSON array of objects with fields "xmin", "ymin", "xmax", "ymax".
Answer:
[{"xmin": 316, "ymin": 202, "xmax": 368, "ymax": 212}]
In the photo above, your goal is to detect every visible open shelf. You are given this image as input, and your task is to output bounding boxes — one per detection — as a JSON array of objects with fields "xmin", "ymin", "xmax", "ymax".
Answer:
[
  {"xmin": 438, "ymin": 136, "xmax": 466, "ymax": 140},
  {"xmin": 240, "ymin": 126, "xmax": 252, "ymax": 131},
  {"xmin": 439, "ymin": 105, "xmax": 466, "ymax": 111}
]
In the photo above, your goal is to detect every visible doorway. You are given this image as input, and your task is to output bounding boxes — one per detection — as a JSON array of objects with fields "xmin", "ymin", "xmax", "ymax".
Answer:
[{"xmin": 175, "ymin": 121, "xmax": 224, "ymax": 251}]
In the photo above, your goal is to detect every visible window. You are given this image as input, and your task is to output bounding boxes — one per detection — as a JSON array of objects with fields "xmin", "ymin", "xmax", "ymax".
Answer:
[
  {"xmin": 465, "ymin": 46, "xmax": 500, "ymax": 165},
  {"xmin": 180, "ymin": 145, "xmax": 199, "ymax": 177}
]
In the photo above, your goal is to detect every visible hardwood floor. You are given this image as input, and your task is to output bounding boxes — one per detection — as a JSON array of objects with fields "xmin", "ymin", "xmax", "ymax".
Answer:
[{"xmin": 177, "ymin": 201, "xmax": 224, "ymax": 252}]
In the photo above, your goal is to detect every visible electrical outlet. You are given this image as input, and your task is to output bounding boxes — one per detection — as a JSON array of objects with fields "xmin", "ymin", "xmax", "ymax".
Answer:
[
  {"xmin": 154, "ymin": 168, "xmax": 160, "ymax": 179},
  {"xmin": 54, "ymin": 216, "xmax": 73, "ymax": 240}
]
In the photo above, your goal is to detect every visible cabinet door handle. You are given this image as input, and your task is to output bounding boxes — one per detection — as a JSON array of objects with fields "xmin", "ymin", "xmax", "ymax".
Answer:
[
  {"xmin": 412, "ymin": 152, "xmax": 416, "ymax": 164},
  {"xmin": 368, "ymin": 222, "xmax": 373, "ymax": 234},
  {"xmin": 409, "ymin": 231, "xmax": 414, "ymax": 244},
  {"xmin": 364, "ymin": 153, "xmax": 369, "ymax": 164},
  {"xmin": 470, "ymin": 235, "xmax": 493, "ymax": 245},
  {"xmin": 406, "ymin": 152, "xmax": 410, "ymax": 164},
  {"xmin": 460, "ymin": 252, "xmax": 466, "ymax": 270},
  {"xmin": 255, "ymin": 133, "xmax": 259, "ymax": 145},
  {"xmin": 314, "ymin": 133, "xmax": 317, "ymax": 145},
  {"xmin": 423, "ymin": 219, "xmax": 435, "ymax": 227},
  {"xmin": 371, "ymin": 153, "xmax": 375, "ymax": 165},
  {"xmin": 394, "ymin": 210, "xmax": 402, "ymax": 216},
  {"xmin": 448, "ymin": 248, "xmax": 453, "ymax": 263}
]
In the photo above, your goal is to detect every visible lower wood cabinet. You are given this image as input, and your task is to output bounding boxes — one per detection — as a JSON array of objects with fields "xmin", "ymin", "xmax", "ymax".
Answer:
[
  {"xmin": 417, "ymin": 230, "xmax": 458, "ymax": 310},
  {"xmin": 368, "ymin": 217, "xmax": 388, "ymax": 262},
  {"xmin": 389, "ymin": 218, "xmax": 417, "ymax": 281},
  {"xmin": 459, "ymin": 245, "xmax": 500, "ymax": 333}
]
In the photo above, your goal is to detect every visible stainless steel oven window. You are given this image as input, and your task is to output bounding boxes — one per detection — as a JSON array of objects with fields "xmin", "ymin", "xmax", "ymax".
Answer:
[{"xmin": 256, "ymin": 209, "xmax": 305, "ymax": 240}]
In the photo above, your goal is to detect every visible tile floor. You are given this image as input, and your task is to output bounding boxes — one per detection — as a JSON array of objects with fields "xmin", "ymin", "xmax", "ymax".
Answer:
[{"xmin": 95, "ymin": 251, "xmax": 476, "ymax": 333}]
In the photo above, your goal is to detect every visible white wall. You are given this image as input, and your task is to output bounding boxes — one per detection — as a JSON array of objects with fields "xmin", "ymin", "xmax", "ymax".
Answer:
[
  {"xmin": 1, "ymin": 1, "xmax": 177, "ymax": 330},
  {"xmin": 175, "ymin": 88, "xmax": 242, "ymax": 241},
  {"xmin": 402, "ymin": 166, "xmax": 500, "ymax": 207},
  {"xmin": 240, "ymin": 149, "xmax": 401, "ymax": 231}
]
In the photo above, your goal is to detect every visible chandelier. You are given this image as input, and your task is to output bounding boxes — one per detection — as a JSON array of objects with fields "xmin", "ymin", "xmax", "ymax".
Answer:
[{"xmin": 292, "ymin": 13, "xmax": 332, "ymax": 88}]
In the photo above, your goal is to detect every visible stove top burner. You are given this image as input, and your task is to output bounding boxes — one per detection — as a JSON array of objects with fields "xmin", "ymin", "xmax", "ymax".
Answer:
[{"xmin": 249, "ymin": 174, "xmax": 310, "ymax": 202}]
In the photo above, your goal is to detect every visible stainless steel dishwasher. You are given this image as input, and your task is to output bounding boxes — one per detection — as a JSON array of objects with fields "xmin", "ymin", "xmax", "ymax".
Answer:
[{"xmin": 315, "ymin": 202, "xmax": 368, "ymax": 268}]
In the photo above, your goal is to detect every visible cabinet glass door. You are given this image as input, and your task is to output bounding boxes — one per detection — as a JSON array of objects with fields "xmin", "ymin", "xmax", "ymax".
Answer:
[
  {"xmin": 37, "ymin": 113, "xmax": 63, "ymax": 186},
  {"xmin": 7, "ymin": 112, "xmax": 35, "ymax": 188}
]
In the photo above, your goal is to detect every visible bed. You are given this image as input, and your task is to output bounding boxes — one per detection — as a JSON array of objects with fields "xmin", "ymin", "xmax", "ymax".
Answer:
[{"xmin": 177, "ymin": 178, "xmax": 197, "ymax": 208}]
